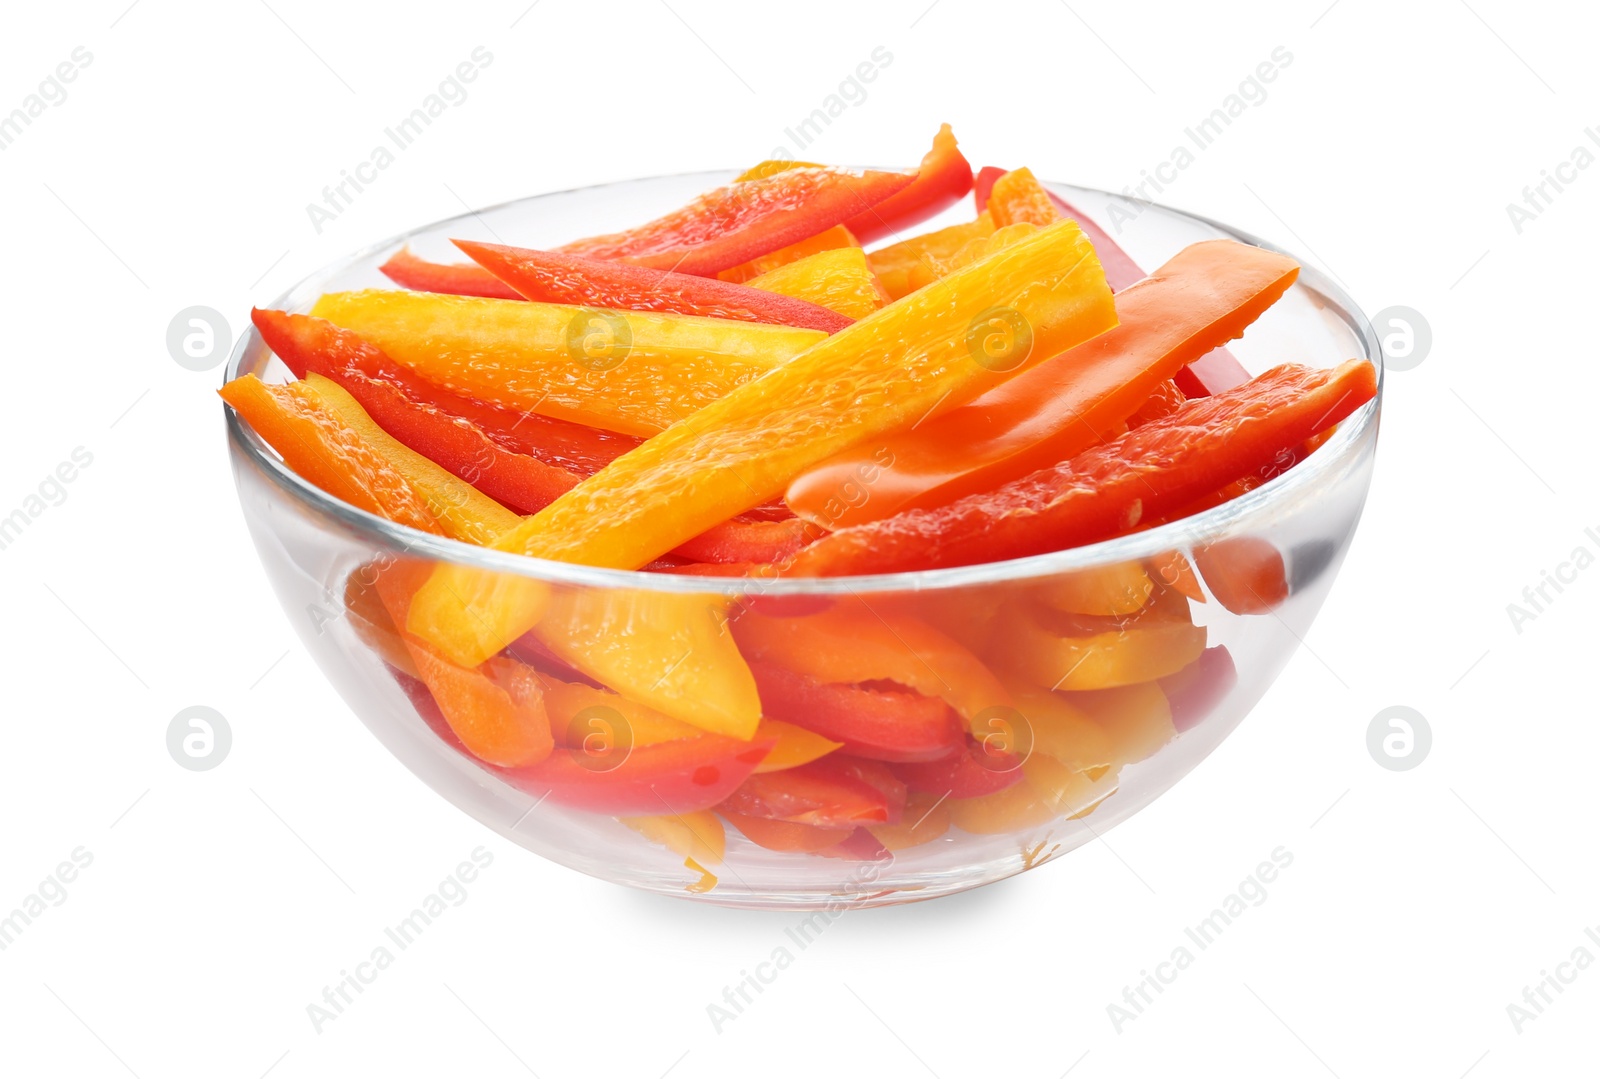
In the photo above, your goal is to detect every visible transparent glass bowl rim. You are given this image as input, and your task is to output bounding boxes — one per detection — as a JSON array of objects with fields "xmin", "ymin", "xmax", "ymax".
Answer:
[{"xmin": 223, "ymin": 170, "xmax": 1385, "ymax": 598}]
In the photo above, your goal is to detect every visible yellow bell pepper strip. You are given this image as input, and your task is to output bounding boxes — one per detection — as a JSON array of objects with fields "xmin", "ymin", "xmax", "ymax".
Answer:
[
  {"xmin": 867, "ymin": 212, "xmax": 994, "ymax": 300},
  {"xmin": 788, "ymin": 240, "xmax": 1300, "ymax": 530},
  {"xmin": 541, "ymin": 674, "xmax": 704, "ymax": 748},
  {"xmin": 987, "ymin": 167, "xmax": 1061, "ymax": 228},
  {"xmin": 532, "ymin": 588, "xmax": 762, "ymax": 740},
  {"xmin": 865, "ymin": 791, "xmax": 952, "ymax": 851},
  {"xmin": 751, "ymin": 719, "xmax": 844, "ymax": 773},
  {"xmin": 407, "ymin": 219, "xmax": 1116, "ymax": 666},
  {"xmin": 992, "ymin": 608, "xmax": 1207, "ymax": 692},
  {"xmin": 733, "ymin": 599, "xmax": 1013, "ymax": 732},
  {"xmin": 1062, "ymin": 681, "xmax": 1176, "ymax": 767},
  {"xmin": 309, "ymin": 290, "xmax": 826, "ymax": 438},
  {"xmin": 559, "ymin": 166, "xmax": 914, "ymax": 276},
  {"xmin": 717, "ymin": 224, "xmax": 858, "ymax": 284},
  {"xmin": 745, "ymin": 246, "xmax": 891, "ymax": 320},
  {"xmin": 1002, "ymin": 679, "xmax": 1116, "ymax": 778},
  {"xmin": 296, "ymin": 374, "xmax": 521, "ymax": 546},
  {"xmin": 619, "ymin": 811, "xmax": 726, "ymax": 864},
  {"xmin": 1034, "ymin": 561, "xmax": 1155, "ymax": 618}
]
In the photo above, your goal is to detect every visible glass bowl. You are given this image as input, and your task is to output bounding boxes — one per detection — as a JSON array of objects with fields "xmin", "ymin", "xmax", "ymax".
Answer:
[{"xmin": 224, "ymin": 172, "xmax": 1383, "ymax": 909}]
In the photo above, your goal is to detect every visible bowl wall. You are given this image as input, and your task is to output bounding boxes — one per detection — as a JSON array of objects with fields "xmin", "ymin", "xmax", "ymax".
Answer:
[{"xmin": 226, "ymin": 174, "xmax": 1382, "ymax": 909}]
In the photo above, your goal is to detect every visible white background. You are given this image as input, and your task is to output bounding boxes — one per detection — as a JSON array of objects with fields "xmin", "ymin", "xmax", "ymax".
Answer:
[{"xmin": 2, "ymin": 0, "xmax": 1596, "ymax": 1075}]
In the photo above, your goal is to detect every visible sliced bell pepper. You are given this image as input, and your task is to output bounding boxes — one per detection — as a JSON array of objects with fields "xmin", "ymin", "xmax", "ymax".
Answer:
[
  {"xmin": 976, "ymin": 164, "xmax": 1252, "ymax": 393},
  {"xmin": 732, "ymin": 599, "xmax": 1014, "ymax": 731},
  {"xmin": 1003, "ymin": 680, "xmax": 1116, "ymax": 778},
  {"xmin": 533, "ymin": 588, "xmax": 762, "ymax": 740},
  {"xmin": 255, "ymin": 310, "xmax": 809, "ymax": 563},
  {"xmin": 717, "ymin": 224, "xmax": 858, "ymax": 284},
  {"xmin": 1063, "ymin": 681, "xmax": 1176, "ymax": 767},
  {"xmin": 866, "ymin": 790, "xmax": 952, "ymax": 851},
  {"xmin": 719, "ymin": 755, "xmax": 893, "ymax": 827},
  {"xmin": 1158, "ymin": 646, "xmax": 1237, "ymax": 733},
  {"xmin": 1130, "ymin": 378, "xmax": 1188, "ymax": 427},
  {"xmin": 786, "ymin": 359, "xmax": 1375, "ymax": 576},
  {"xmin": 309, "ymin": 289, "xmax": 827, "ymax": 438},
  {"xmin": 812, "ymin": 829, "xmax": 893, "ymax": 862},
  {"xmin": 841, "ymin": 123, "xmax": 973, "ymax": 243},
  {"xmin": 1033, "ymin": 561, "xmax": 1154, "ymax": 618},
  {"xmin": 502, "ymin": 733, "xmax": 774, "ymax": 815},
  {"xmin": 559, "ymin": 166, "xmax": 915, "ymax": 275},
  {"xmin": 620, "ymin": 810, "xmax": 726, "ymax": 864},
  {"xmin": 893, "ymin": 740, "xmax": 1024, "ymax": 800},
  {"xmin": 987, "ymin": 167, "xmax": 1060, "ymax": 228},
  {"xmin": 971, "ymin": 166, "xmax": 1006, "ymax": 214},
  {"xmin": 745, "ymin": 245, "xmax": 890, "ymax": 320},
  {"xmin": 866, "ymin": 212, "xmax": 994, "ymax": 300},
  {"xmin": 379, "ymin": 247, "xmax": 524, "ymax": 300},
  {"xmin": 722, "ymin": 811, "xmax": 852, "ymax": 853},
  {"xmin": 788, "ymin": 239, "xmax": 1300, "ymax": 529},
  {"xmin": 993, "ymin": 608, "xmax": 1206, "ymax": 693},
  {"xmin": 408, "ymin": 220, "xmax": 1117, "ymax": 664},
  {"xmin": 751, "ymin": 719, "xmax": 843, "ymax": 773},
  {"xmin": 220, "ymin": 374, "xmax": 445, "ymax": 536},
  {"xmin": 295, "ymin": 374, "xmax": 521, "ymax": 545},
  {"xmin": 747, "ymin": 658, "xmax": 964, "ymax": 763},
  {"xmin": 541, "ymin": 674, "xmax": 703, "ymax": 752},
  {"xmin": 974, "ymin": 165, "xmax": 1145, "ymax": 292},
  {"xmin": 735, "ymin": 159, "xmax": 821, "ymax": 183},
  {"xmin": 453, "ymin": 239, "xmax": 851, "ymax": 333},
  {"xmin": 1194, "ymin": 536, "xmax": 1290, "ymax": 614}
]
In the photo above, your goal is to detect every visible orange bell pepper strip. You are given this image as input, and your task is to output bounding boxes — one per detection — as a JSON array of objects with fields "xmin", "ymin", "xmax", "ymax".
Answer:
[
  {"xmin": 379, "ymin": 247, "xmax": 523, "ymax": 299},
  {"xmin": 1034, "ymin": 561, "xmax": 1154, "ymax": 618},
  {"xmin": 532, "ymin": 588, "xmax": 763, "ymax": 740},
  {"xmin": 1063, "ymin": 681, "xmax": 1176, "ymax": 767},
  {"xmin": 717, "ymin": 224, "xmax": 858, "ymax": 284},
  {"xmin": 787, "ymin": 240, "xmax": 1301, "ymax": 529},
  {"xmin": 732, "ymin": 599, "xmax": 1013, "ymax": 732},
  {"xmin": 866, "ymin": 212, "xmax": 994, "ymax": 300},
  {"xmin": 559, "ymin": 166, "xmax": 915, "ymax": 276},
  {"xmin": 987, "ymin": 167, "xmax": 1060, "ymax": 228},
  {"xmin": 745, "ymin": 245, "xmax": 890, "ymax": 319},
  {"xmin": 1130, "ymin": 378, "xmax": 1188, "ymax": 427},
  {"xmin": 975, "ymin": 164, "xmax": 1146, "ymax": 292},
  {"xmin": 620, "ymin": 810, "xmax": 726, "ymax": 864},
  {"xmin": 842, "ymin": 123, "xmax": 973, "ymax": 243},
  {"xmin": 751, "ymin": 719, "xmax": 842, "ymax": 773},
  {"xmin": 993, "ymin": 611, "xmax": 1207, "ymax": 692},
  {"xmin": 309, "ymin": 289, "xmax": 827, "ymax": 438},
  {"xmin": 408, "ymin": 219, "xmax": 1116, "ymax": 665},
  {"xmin": 220, "ymin": 376, "xmax": 554, "ymax": 766},
  {"xmin": 722, "ymin": 811, "xmax": 852, "ymax": 853},
  {"xmin": 788, "ymin": 359, "xmax": 1376, "ymax": 576},
  {"xmin": 453, "ymin": 239, "xmax": 851, "ymax": 334},
  {"xmin": 866, "ymin": 790, "xmax": 952, "ymax": 851}
]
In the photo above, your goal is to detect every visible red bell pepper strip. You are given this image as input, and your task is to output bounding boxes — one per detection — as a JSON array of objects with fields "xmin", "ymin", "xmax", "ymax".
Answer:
[
  {"xmin": 748, "ymin": 659, "xmax": 964, "ymax": 763},
  {"xmin": 557, "ymin": 166, "xmax": 916, "ymax": 276},
  {"xmin": 251, "ymin": 310, "xmax": 820, "ymax": 565},
  {"xmin": 892, "ymin": 739, "xmax": 1025, "ymax": 800},
  {"xmin": 452, "ymin": 240, "xmax": 852, "ymax": 334},
  {"xmin": 787, "ymin": 240, "xmax": 1300, "ymax": 529},
  {"xmin": 379, "ymin": 247, "xmax": 523, "ymax": 299},
  {"xmin": 722, "ymin": 811, "xmax": 852, "ymax": 852},
  {"xmin": 812, "ymin": 829, "xmax": 893, "ymax": 862},
  {"xmin": 840, "ymin": 124, "xmax": 973, "ymax": 244},
  {"xmin": 972, "ymin": 166, "xmax": 1006, "ymax": 214},
  {"xmin": 975, "ymin": 164, "xmax": 1251, "ymax": 394},
  {"xmin": 1158, "ymin": 647, "xmax": 1238, "ymax": 732},
  {"xmin": 785, "ymin": 360, "xmax": 1378, "ymax": 576},
  {"xmin": 719, "ymin": 755, "xmax": 894, "ymax": 827},
  {"xmin": 500, "ymin": 735, "xmax": 775, "ymax": 815}
]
